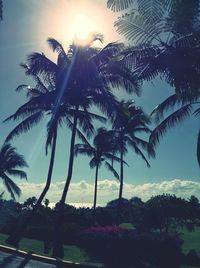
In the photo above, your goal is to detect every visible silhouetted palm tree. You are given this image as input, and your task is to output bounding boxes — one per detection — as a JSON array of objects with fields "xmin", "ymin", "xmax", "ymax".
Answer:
[
  {"xmin": 4, "ymin": 67, "xmax": 60, "ymax": 211},
  {"xmin": 0, "ymin": 143, "xmax": 28, "ymax": 200},
  {"xmin": 110, "ymin": 100, "xmax": 155, "ymax": 202},
  {"xmin": 108, "ymin": 0, "xmax": 200, "ymax": 164},
  {"xmin": 75, "ymin": 127, "xmax": 122, "ymax": 210},
  {"xmin": 24, "ymin": 35, "xmax": 140, "ymax": 257},
  {"xmin": 5, "ymin": 54, "xmax": 106, "ymax": 247}
]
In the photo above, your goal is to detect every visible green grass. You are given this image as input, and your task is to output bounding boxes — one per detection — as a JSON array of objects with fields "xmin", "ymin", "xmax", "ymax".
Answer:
[
  {"xmin": 180, "ymin": 226, "xmax": 200, "ymax": 255},
  {"xmin": 119, "ymin": 222, "xmax": 135, "ymax": 229},
  {"xmin": 0, "ymin": 233, "xmax": 99, "ymax": 265}
]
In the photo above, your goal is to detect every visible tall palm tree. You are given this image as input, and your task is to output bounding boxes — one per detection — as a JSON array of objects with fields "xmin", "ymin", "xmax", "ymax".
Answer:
[
  {"xmin": 0, "ymin": 143, "xmax": 28, "ymax": 200},
  {"xmin": 4, "ymin": 68, "xmax": 59, "ymax": 212},
  {"xmin": 110, "ymin": 100, "xmax": 155, "ymax": 202},
  {"xmin": 24, "ymin": 35, "xmax": 140, "ymax": 257},
  {"xmin": 75, "ymin": 127, "xmax": 122, "ymax": 211},
  {"xmin": 4, "ymin": 57, "xmax": 106, "ymax": 246}
]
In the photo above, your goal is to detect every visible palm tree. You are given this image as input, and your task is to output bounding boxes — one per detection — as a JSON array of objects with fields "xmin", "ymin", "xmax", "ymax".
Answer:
[
  {"xmin": 110, "ymin": 100, "xmax": 155, "ymax": 203},
  {"xmin": 5, "ymin": 53, "xmax": 106, "ymax": 247},
  {"xmin": 75, "ymin": 127, "xmax": 122, "ymax": 211},
  {"xmin": 0, "ymin": 143, "xmax": 28, "ymax": 200},
  {"xmin": 4, "ymin": 67, "xmax": 61, "ymax": 209},
  {"xmin": 24, "ymin": 35, "xmax": 140, "ymax": 257},
  {"xmin": 107, "ymin": 0, "xmax": 200, "ymax": 164}
]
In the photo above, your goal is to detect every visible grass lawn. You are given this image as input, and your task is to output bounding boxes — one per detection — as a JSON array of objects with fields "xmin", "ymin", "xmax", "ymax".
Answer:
[
  {"xmin": 0, "ymin": 233, "xmax": 99, "ymax": 266},
  {"xmin": 180, "ymin": 226, "xmax": 200, "ymax": 255}
]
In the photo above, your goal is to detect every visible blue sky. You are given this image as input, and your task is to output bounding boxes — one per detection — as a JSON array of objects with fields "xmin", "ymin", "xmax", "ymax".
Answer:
[{"xmin": 0, "ymin": 0, "xmax": 199, "ymax": 204}]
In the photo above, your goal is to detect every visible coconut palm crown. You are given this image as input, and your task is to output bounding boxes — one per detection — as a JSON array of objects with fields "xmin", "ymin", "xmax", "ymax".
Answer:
[
  {"xmin": 75, "ymin": 127, "xmax": 123, "ymax": 210},
  {"xmin": 0, "ymin": 143, "xmax": 28, "ymax": 200},
  {"xmin": 110, "ymin": 100, "xmax": 155, "ymax": 201}
]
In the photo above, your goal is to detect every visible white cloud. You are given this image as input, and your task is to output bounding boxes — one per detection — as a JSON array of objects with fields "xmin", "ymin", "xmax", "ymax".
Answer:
[{"xmin": 0, "ymin": 179, "xmax": 200, "ymax": 206}]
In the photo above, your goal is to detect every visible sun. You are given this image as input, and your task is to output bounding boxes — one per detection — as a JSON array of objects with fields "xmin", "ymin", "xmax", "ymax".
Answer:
[
  {"xmin": 69, "ymin": 14, "xmax": 95, "ymax": 44},
  {"xmin": 44, "ymin": 0, "xmax": 120, "ymax": 48}
]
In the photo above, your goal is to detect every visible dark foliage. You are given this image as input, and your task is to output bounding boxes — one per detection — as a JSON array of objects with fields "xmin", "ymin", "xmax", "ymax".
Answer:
[{"xmin": 78, "ymin": 226, "xmax": 184, "ymax": 268}]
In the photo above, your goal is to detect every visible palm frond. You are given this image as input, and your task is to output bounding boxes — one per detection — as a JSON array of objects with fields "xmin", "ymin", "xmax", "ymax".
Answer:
[
  {"xmin": 89, "ymin": 157, "xmax": 99, "ymax": 168},
  {"xmin": 131, "ymin": 136, "xmax": 156, "ymax": 158},
  {"xmin": 104, "ymin": 153, "xmax": 129, "ymax": 166},
  {"xmin": 126, "ymin": 136, "xmax": 151, "ymax": 167},
  {"xmin": 133, "ymin": 127, "xmax": 152, "ymax": 133},
  {"xmin": 151, "ymin": 94, "xmax": 183, "ymax": 123},
  {"xmin": 4, "ymin": 103, "xmax": 42, "ymax": 123},
  {"xmin": 1, "ymin": 173, "xmax": 21, "ymax": 200},
  {"xmin": 150, "ymin": 104, "xmax": 193, "ymax": 147},
  {"xmin": 0, "ymin": 143, "xmax": 28, "ymax": 170},
  {"xmin": 77, "ymin": 111, "xmax": 95, "ymax": 138},
  {"xmin": 5, "ymin": 111, "xmax": 44, "ymax": 142},
  {"xmin": 95, "ymin": 42, "xmax": 125, "ymax": 64},
  {"xmin": 65, "ymin": 118, "xmax": 90, "ymax": 145},
  {"xmin": 74, "ymin": 144, "xmax": 95, "ymax": 157},
  {"xmin": 27, "ymin": 52, "xmax": 57, "ymax": 78},
  {"xmin": 47, "ymin": 38, "xmax": 66, "ymax": 55},
  {"xmin": 104, "ymin": 161, "xmax": 120, "ymax": 180},
  {"xmin": 137, "ymin": 0, "xmax": 166, "ymax": 24},
  {"xmin": 7, "ymin": 169, "xmax": 27, "ymax": 180},
  {"xmin": 104, "ymin": 58, "xmax": 141, "ymax": 95},
  {"xmin": 122, "ymin": 43, "xmax": 161, "ymax": 71},
  {"xmin": 115, "ymin": 12, "xmax": 163, "ymax": 44},
  {"xmin": 193, "ymin": 107, "xmax": 200, "ymax": 117},
  {"xmin": 107, "ymin": 0, "xmax": 134, "ymax": 12},
  {"xmin": 172, "ymin": 32, "xmax": 200, "ymax": 49}
]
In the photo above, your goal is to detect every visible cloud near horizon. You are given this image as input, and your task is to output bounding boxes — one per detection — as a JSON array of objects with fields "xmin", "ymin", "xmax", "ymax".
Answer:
[{"xmin": 0, "ymin": 179, "xmax": 200, "ymax": 205}]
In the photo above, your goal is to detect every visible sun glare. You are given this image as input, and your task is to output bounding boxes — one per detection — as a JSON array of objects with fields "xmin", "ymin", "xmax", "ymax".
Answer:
[
  {"xmin": 43, "ymin": 0, "xmax": 121, "ymax": 49},
  {"xmin": 70, "ymin": 15, "xmax": 95, "ymax": 41}
]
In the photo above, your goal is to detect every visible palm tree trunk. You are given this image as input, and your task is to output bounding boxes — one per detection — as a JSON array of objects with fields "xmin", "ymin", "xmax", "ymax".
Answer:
[
  {"xmin": 117, "ymin": 138, "xmax": 124, "ymax": 225},
  {"xmin": 93, "ymin": 163, "xmax": 99, "ymax": 211},
  {"xmin": 119, "ymin": 140, "xmax": 124, "ymax": 201},
  {"xmin": 34, "ymin": 128, "xmax": 57, "ymax": 211},
  {"xmin": 52, "ymin": 108, "xmax": 78, "ymax": 258},
  {"xmin": 5, "ymin": 129, "xmax": 58, "ymax": 247}
]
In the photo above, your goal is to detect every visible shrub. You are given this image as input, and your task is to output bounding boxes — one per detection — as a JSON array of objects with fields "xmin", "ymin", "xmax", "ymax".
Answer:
[{"xmin": 78, "ymin": 226, "xmax": 183, "ymax": 268}]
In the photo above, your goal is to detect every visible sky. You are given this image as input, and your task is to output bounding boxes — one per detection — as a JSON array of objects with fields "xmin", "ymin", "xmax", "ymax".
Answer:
[{"xmin": 0, "ymin": 0, "xmax": 199, "ymax": 205}]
